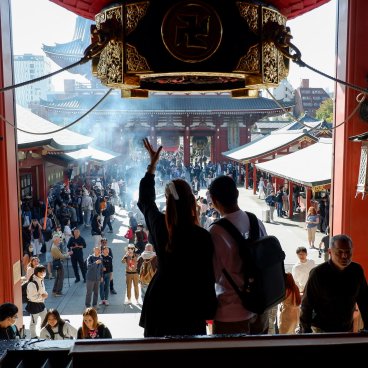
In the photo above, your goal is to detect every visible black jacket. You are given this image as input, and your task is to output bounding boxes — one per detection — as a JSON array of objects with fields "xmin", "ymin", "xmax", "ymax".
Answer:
[
  {"xmin": 138, "ymin": 173, "xmax": 217, "ymax": 337},
  {"xmin": 300, "ymin": 260, "xmax": 368, "ymax": 332},
  {"xmin": 0, "ymin": 325, "xmax": 20, "ymax": 340}
]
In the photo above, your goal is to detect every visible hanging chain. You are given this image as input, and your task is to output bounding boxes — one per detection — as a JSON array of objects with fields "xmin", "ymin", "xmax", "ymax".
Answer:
[
  {"xmin": 82, "ymin": 30, "xmax": 110, "ymax": 62},
  {"xmin": 0, "ymin": 33, "xmax": 111, "ymax": 93},
  {"xmin": 270, "ymin": 24, "xmax": 368, "ymax": 94}
]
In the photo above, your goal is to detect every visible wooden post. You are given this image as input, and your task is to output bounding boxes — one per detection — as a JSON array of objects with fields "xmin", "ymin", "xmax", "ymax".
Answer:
[
  {"xmin": 253, "ymin": 165, "xmax": 257, "ymax": 195},
  {"xmin": 245, "ymin": 163, "xmax": 249, "ymax": 189},
  {"xmin": 288, "ymin": 182, "xmax": 294, "ymax": 219}
]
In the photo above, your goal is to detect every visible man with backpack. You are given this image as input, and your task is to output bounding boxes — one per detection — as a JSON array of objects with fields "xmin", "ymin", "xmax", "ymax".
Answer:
[
  {"xmin": 209, "ymin": 175, "xmax": 270, "ymax": 335},
  {"xmin": 101, "ymin": 196, "xmax": 114, "ymax": 233}
]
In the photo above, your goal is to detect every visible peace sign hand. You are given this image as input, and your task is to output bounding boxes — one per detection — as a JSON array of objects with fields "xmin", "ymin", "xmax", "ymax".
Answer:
[{"xmin": 143, "ymin": 138, "xmax": 163, "ymax": 168}]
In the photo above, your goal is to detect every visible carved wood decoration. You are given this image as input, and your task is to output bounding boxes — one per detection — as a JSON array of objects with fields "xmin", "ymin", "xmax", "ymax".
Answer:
[{"xmin": 91, "ymin": 0, "xmax": 290, "ymax": 96}]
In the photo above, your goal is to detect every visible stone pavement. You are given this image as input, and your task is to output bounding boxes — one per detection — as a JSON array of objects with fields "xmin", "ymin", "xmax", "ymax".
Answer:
[{"xmin": 23, "ymin": 186, "xmax": 324, "ymax": 338}]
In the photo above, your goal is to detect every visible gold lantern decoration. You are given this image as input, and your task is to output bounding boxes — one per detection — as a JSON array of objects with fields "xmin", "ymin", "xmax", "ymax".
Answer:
[{"xmin": 89, "ymin": 0, "xmax": 291, "ymax": 98}]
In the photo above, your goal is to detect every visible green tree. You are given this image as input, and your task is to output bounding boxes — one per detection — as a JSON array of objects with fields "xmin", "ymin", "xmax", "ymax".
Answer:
[{"xmin": 316, "ymin": 98, "xmax": 333, "ymax": 122}]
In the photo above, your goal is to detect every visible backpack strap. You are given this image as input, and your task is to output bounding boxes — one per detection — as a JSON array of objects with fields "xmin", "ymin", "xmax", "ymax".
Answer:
[
  {"xmin": 58, "ymin": 321, "xmax": 66, "ymax": 339},
  {"xmin": 244, "ymin": 211, "xmax": 260, "ymax": 241},
  {"xmin": 27, "ymin": 277, "xmax": 39, "ymax": 293},
  {"xmin": 214, "ymin": 218, "xmax": 245, "ymax": 246},
  {"xmin": 46, "ymin": 322, "xmax": 66, "ymax": 340},
  {"xmin": 213, "ymin": 212, "xmax": 259, "ymax": 243},
  {"xmin": 45, "ymin": 324, "xmax": 55, "ymax": 340}
]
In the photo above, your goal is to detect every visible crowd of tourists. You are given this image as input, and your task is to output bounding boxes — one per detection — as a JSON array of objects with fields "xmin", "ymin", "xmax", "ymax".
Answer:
[{"xmin": 2, "ymin": 140, "xmax": 366, "ymax": 341}]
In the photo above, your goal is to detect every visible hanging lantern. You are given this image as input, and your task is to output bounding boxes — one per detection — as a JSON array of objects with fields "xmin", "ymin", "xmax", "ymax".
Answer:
[
  {"xmin": 349, "ymin": 132, "xmax": 368, "ymax": 199},
  {"xmin": 90, "ymin": 0, "xmax": 290, "ymax": 97},
  {"xmin": 192, "ymin": 136, "xmax": 209, "ymax": 150}
]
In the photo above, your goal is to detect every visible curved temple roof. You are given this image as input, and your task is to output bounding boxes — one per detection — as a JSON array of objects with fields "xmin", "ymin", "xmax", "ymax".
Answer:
[
  {"xmin": 255, "ymin": 138, "xmax": 332, "ymax": 187},
  {"xmin": 16, "ymin": 105, "xmax": 93, "ymax": 151},
  {"xmin": 223, "ymin": 119, "xmax": 320, "ymax": 162}
]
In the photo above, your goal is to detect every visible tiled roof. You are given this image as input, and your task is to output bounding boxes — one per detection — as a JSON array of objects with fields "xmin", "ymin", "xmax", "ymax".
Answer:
[
  {"xmin": 42, "ymin": 40, "xmax": 85, "ymax": 58},
  {"xmin": 39, "ymin": 93, "xmax": 294, "ymax": 113},
  {"xmin": 286, "ymin": 114, "xmax": 320, "ymax": 130},
  {"xmin": 16, "ymin": 105, "xmax": 93, "ymax": 150},
  {"xmin": 255, "ymin": 122, "xmax": 290, "ymax": 129},
  {"xmin": 223, "ymin": 132, "xmax": 316, "ymax": 162},
  {"xmin": 42, "ymin": 17, "xmax": 92, "ymax": 75},
  {"xmin": 256, "ymin": 139, "xmax": 332, "ymax": 187}
]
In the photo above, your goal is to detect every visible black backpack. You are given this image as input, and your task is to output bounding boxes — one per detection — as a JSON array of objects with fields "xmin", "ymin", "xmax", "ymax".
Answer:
[
  {"xmin": 22, "ymin": 278, "xmax": 38, "ymax": 304},
  {"xmin": 109, "ymin": 203, "xmax": 115, "ymax": 215},
  {"xmin": 214, "ymin": 211, "xmax": 286, "ymax": 314}
]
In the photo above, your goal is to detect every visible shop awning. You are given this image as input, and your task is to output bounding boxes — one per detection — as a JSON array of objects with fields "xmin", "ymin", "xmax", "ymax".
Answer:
[
  {"xmin": 65, "ymin": 146, "xmax": 119, "ymax": 162},
  {"xmin": 255, "ymin": 138, "xmax": 332, "ymax": 188}
]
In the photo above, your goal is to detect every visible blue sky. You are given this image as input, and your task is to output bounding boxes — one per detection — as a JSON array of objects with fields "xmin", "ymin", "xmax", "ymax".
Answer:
[
  {"xmin": 11, "ymin": 0, "xmax": 337, "ymax": 92},
  {"xmin": 287, "ymin": 1, "xmax": 336, "ymax": 91}
]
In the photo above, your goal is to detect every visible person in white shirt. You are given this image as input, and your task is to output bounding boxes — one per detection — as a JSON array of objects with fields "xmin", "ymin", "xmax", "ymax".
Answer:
[
  {"xmin": 258, "ymin": 177, "xmax": 265, "ymax": 199},
  {"xmin": 63, "ymin": 219, "xmax": 72, "ymax": 245},
  {"xmin": 26, "ymin": 265, "xmax": 48, "ymax": 338},
  {"xmin": 209, "ymin": 175, "xmax": 268, "ymax": 335},
  {"xmin": 291, "ymin": 246, "xmax": 316, "ymax": 294}
]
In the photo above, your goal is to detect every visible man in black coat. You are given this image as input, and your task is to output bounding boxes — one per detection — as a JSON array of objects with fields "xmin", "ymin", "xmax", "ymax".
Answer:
[
  {"xmin": 67, "ymin": 228, "xmax": 87, "ymax": 283},
  {"xmin": 300, "ymin": 234, "xmax": 368, "ymax": 333}
]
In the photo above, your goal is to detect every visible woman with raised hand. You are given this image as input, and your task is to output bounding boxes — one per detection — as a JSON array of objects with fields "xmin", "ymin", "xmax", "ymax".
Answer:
[
  {"xmin": 77, "ymin": 307, "xmax": 112, "ymax": 339},
  {"xmin": 137, "ymin": 138, "xmax": 217, "ymax": 337}
]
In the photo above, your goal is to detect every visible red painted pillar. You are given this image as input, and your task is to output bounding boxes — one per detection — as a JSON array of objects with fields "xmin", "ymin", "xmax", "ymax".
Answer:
[
  {"xmin": 0, "ymin": 0, "xmax": 22, "ymax": 314},
  {"xmin": 37, "ymin": 164, "xmax": 47, "ymax": 202},
  {"xmin": 184, "ymin": 126, "xmax": 190, "ymax": 166},
  {"xmin": 245, "ymin": 163, "xmax": 249, "ymax": 189},
  {"xmin": 288, "ymin": 182, "xmax": 294, "ymax": 218},
  {"xmin": 253, "ymin": 165, "xmax": 257, "ymax": 195},
  {"xmin": 274, "ymin": 177, "xmax": 279, "ymax": 191},
  {"xmin": 210, "ymin": 134, "xmax": 215, "ymax": 163},
  {"xmin": 333, "ymin": 0, "xmax": 368, "ymax": 272}
]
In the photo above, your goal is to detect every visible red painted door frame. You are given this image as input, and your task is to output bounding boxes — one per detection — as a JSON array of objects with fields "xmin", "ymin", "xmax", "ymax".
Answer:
[
  {"xmin": 333, "ymin": 0, "xmax": 368, "ymax": 272},
  {"xmin": 0, "ymin": 0, "xmax": 22, "ymax": 315}
]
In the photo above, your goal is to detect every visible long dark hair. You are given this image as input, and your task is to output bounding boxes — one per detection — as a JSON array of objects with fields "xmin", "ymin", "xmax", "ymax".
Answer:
[
  {"xmin": 41, "ymin": 309, "xmax": 65, "ymax": 329},
  {"xmin": 165, "ymin": 179, "xmax": 199, "ymax": 252}
]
